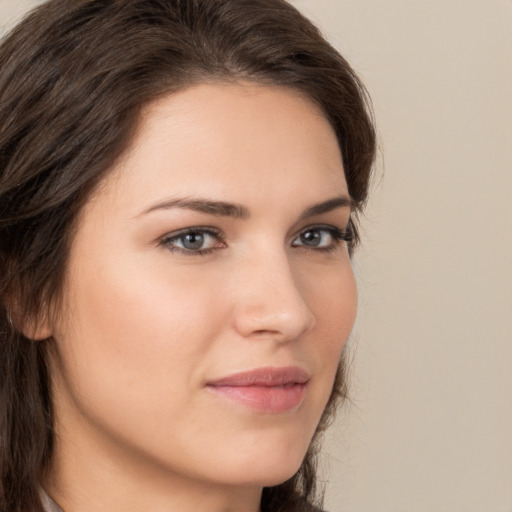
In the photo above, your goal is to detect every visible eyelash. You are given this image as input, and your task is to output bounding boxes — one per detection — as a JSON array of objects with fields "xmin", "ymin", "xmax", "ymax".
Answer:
[
  {"xmin": 158, "ymin": 224, "xmax": 354, "ymax": 257},
  {"xmin": 292, "ymin": 224, "xmax": 354, "ymax": 253},
  {"xmin": 158, "ymin": 227, "xmax": 226, "ymax": 256}
]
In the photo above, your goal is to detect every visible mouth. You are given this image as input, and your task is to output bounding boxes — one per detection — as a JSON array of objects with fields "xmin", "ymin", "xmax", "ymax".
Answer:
[{"xmin": 205, "ymin": 366, "xmax": 310, "ymax": 414}]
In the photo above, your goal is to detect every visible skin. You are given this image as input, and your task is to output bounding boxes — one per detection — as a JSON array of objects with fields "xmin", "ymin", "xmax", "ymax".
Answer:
[{"xmin": 40, "ymin": 82, "xmax": 357, "ymax": 512}]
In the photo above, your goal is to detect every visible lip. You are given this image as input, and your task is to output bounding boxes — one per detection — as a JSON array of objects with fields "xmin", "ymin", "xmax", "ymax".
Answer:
[{"xmin": 205, "ymin": 366, "xmax": 310, "ymax": 413}]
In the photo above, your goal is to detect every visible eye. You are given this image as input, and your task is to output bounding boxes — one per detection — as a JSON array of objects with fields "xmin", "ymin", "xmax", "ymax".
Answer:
[
  {"xmin": 292, "ymin": 225, "xmax": 352, "ymax": 251},
  {"xmin": 159, "ymin": 227, "xmax": 225, "ymax": 255}
]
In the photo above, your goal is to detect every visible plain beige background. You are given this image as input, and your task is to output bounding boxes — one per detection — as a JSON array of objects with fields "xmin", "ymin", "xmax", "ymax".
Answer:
[{"xmin": 1, "ymin": 1, "xmax": 511, "ymax": 511}]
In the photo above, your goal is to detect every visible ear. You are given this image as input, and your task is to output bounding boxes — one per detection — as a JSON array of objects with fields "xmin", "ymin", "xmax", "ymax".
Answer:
[
  {"xmin": 6, "ymin": 298, "xmax": 53, "ymax": 341},
  {"xmin": 20, "ymin": 315, "xmax": 52, "ymax": 341}
]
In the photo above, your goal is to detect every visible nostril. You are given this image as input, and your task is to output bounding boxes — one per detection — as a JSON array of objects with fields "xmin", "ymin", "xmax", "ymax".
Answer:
[{"xmin": 253, "ymin": 329, "xmax": 278, "ymax": 336}]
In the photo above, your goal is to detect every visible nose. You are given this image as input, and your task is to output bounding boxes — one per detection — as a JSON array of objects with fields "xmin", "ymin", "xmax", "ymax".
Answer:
[{"xmin": 231, "ymin": 250, "xmax": 316, "ymax": 342}]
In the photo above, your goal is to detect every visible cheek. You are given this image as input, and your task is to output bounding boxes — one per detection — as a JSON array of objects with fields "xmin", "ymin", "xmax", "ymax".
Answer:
[
  {"xmin": 306, "ymin": 260, "xmax": 357, "ymax": 353},
  {"xmin": 52, "ymin": 253, "xmax": 225, "ymax": 427},
  {"xmin": 309, "ymin": 260, "xmax": 357, "ymax": 407}
]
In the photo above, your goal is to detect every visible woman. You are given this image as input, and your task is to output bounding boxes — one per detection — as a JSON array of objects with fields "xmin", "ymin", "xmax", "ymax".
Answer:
[{"xmin": 0, "ymin": 1, "xmax": 376, "ymax": 511}]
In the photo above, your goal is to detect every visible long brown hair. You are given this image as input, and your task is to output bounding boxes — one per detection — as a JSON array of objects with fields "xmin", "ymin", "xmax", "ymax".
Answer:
[{"xmin": 0, "ymin": 1, "xmax": 376, "ymax": 510}]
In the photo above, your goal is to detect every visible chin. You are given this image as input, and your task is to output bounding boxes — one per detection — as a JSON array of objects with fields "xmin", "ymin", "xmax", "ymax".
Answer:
[
  {"xmin": 221, "ymin": 443, "xmax": 309, "ymax": 488},
  {"xmin": 214, "ymin": 412, "xmax": 321, "ymax": 488}
]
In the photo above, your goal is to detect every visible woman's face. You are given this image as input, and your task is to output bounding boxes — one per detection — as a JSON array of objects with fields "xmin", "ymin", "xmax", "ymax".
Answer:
[{"xmin": 47, "ymin": 83, "xmax": 357, "ymax": 497}]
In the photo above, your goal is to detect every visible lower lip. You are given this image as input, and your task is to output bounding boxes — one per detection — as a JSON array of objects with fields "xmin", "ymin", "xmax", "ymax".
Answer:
[{"xmin": 206, "ymin": 383, "xmax": 307, "ymax": 413}]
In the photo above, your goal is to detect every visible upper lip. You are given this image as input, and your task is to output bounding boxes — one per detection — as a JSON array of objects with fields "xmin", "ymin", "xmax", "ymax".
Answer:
[{"xmin": 206, "ymin": 366, "xmax": 311, "ymax": 387}]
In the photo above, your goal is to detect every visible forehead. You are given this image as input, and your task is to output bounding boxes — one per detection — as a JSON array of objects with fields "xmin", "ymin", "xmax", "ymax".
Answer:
[{"xmin": 86, "ymin": 82, "xmax": 348, "ymax": 215}]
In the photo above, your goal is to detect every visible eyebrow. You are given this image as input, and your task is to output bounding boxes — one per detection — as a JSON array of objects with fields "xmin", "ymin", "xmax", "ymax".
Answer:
[
  {"xmin": 140, "ymin": 197, "xmax": 250, "ymax": 219},
  {"xmin": 297, "ymin": 196, "xmax": 353, "ymax": 221},
  {"xmin": 139, "ymin": 195, "xmax": 352, "ymax": 220}
]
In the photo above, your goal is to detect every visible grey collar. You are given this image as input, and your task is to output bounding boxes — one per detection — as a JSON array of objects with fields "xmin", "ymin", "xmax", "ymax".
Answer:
[{"xmin": 39, "ymin": 488, "xmax": 65, "ymax": 512}]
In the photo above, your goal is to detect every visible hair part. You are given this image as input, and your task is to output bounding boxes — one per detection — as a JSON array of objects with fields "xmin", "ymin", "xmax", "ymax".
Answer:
[{"xmin": 0, "ymin": 1, "xmax": 376, "ymax": 511}]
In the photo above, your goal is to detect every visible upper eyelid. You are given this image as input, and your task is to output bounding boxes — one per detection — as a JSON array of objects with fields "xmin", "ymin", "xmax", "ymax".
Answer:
[
  {"xmin": 296, "ymin": 222, "xmax": 346, "ymax": 232},
  {"xmin": 159, "ymin": 226, "xmax": 222, "ymax": 241},
  {"xmin": 293, "ymin": 223, "xmax": 348, "ymax": 238}
]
